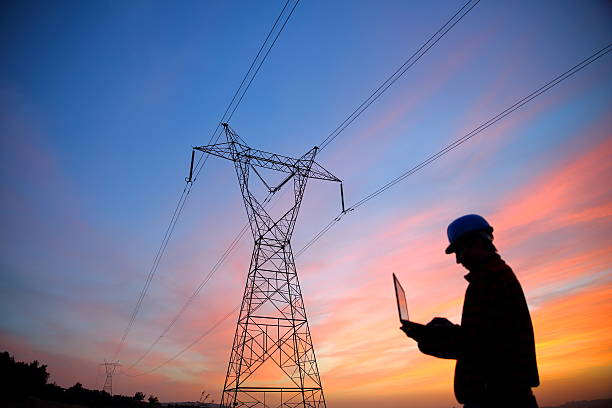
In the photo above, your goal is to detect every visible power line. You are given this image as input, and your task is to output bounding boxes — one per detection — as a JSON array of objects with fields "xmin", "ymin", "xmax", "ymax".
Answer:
[
  {"xmin": 296, "ymin": 43, "xmax": 612, "ymax": 258},
  {"xmin": 124, "ymin": 193, "xmax": 278, "ymax": 370},
  {"xmin": 113, "ymin": 184, "xmax": 192, "ymax": 359},
  {"xmin": 191, "ymin": 0, "xmax": 301, "ymax": 183},
  {"xmin": 226, "ymin": 0, "xmax": 301, "ymax": 125},
  {"xmin": 124, "ymin": 225, "xmax": 247, "ymax": 370},
  {"xmin": 124, "ymin": 306, "xmax": 240, "ymax": 377},
  {"xmin": 117, "ymin": 36, "xmax": 609, "ymax": 383},
  {"xmin": 211, "ymin": 0, "xmax": 292, "ymax": 138},
  {"xmin": 118, "ymin": 0, "xmax": 481, "ymax": 372},
  {"xmin": 111, "ymin": 0, "xmax": 299, "ymax": 361},
  {"xmin": 318, "ymin": 0, "xmax": 481, "ymax": 151}
]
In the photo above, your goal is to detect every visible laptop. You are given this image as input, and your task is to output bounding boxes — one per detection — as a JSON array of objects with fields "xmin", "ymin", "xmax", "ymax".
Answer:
[{"xmin": 393, "ymin": 273, "xmax": 424, "ymax": 330}]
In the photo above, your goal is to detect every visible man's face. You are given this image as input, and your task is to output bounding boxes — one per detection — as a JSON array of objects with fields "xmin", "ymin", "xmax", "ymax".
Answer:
[{"xmin": 453, "ymin": 234, "xmax": 489, "ymax": 270}]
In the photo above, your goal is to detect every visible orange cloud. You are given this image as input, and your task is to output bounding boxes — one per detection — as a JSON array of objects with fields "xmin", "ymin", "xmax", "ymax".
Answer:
[
  {"xmin": 493, "ymin": 136, "xmax": 612, "ymax": 241},
  {"xmin": 62, "ymin": 109, "xmax": 610, "ymax": 406},
  {"xmin": 296, "ymin": 115, "xmax": 612, "ymax": 406},
  {"xmin": 531, "ymin": 284, "xmax": 612, "ymax": 405}
]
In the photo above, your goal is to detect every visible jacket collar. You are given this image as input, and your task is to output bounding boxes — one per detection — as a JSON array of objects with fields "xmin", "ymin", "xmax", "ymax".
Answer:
[{"xmin": 464, "ymin": 253, "xmax": 504, "ymax": 282}]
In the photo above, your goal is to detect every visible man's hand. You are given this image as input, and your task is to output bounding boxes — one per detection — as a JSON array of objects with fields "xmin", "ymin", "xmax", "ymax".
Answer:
[
  {"xmin": 400, "ymin": 322, "xmax": 424, "ymax": 341},
  {"xmin": 401, "ymin": 318, "xmax": 456, "ymax": 343},
  {"xmin": 401, "ymin": 317, "xmax": 462, "ymax": 359},
  {"xmin": 426, "ymin": 317, "xmax": 454, "ymax": 328}
]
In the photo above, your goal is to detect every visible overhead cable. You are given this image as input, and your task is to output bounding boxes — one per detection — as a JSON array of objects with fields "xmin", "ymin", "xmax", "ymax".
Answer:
[
  {"xmin": 124, "ymin": 193, "xmax": 277, "ymax": 370},
  {"xmin": 113, "ymin": 183, "xmax": 191, "ymax": 359},
  {"xmin": 296, "ymin": 43, "xmax": 612, "ymax": 258},
  {"xmin": 123, "ymin": 306, "xmax": 240, "ymax": 377},
  {"xmin": 118, "ymin": 38, "xmax": 610, "ymax": 382},
  {"xmin": 191, "ymin": 0, "xmax": 301, "ymax": 182},
  {"xmin": 124, "ymin": 223, "xmax": 248, "ymax": 369},
  {"xmin": 124, "ymin": 185, "xmax": 291, "ymax": 375},
  {"xmin": 318, "ymin": 0, "xmax": 481, "ymax": 151},
  {"xmin": 118, "ymin": 0, "xmax": 482, "ymax": 371},
  {"xmin": 111, "ymin": 0, "xmax": 299, "ymax": 360}
]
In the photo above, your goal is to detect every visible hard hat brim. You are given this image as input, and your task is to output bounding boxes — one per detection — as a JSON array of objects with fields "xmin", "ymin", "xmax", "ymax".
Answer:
[{"xmin": 444, "ymin": 226, "xmax": 493, "ymax": 255}]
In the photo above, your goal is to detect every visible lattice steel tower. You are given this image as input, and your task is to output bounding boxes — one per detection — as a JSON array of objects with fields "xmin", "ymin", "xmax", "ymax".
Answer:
[
  {"xmin": 194, "ymin": 124, "xmax": 340, "ymax": 408},
  {"xmin": 101, "ymin": 361, "xmax": 120, "ymax": 395}
]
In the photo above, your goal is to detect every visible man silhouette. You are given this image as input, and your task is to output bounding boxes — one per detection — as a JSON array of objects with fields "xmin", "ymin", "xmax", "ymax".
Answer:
[{"xmin": 401, "ymin": 214, "xmax": 539, "ymax": 408}]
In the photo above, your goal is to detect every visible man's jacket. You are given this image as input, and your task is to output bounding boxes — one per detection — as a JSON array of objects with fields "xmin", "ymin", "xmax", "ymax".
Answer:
[{"xmin": 417, "ymin": 253, "xmax": 539, "ymax": 403}]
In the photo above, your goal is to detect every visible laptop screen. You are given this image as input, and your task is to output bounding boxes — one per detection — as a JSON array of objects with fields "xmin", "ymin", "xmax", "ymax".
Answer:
[{"xmin": 393, "ymin": 273, "xmax": 409, "ymax": 322}]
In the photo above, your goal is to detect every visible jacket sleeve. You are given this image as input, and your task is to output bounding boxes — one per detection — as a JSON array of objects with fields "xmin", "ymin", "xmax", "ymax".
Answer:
[{"xmin": 417, "ymin": 324, "xmax": 463, "ymax": 360}]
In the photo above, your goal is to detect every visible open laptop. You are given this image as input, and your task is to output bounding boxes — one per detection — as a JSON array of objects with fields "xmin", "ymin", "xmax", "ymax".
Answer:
[{"xmin": 393, "ymin": 273, "xmax": 424, "ymax": 330}]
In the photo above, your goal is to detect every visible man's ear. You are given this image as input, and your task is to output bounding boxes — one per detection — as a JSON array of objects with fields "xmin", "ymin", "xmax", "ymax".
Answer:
[{"xmin": 478, "ymin": 230, "xmax": 493, "ymax": 242}]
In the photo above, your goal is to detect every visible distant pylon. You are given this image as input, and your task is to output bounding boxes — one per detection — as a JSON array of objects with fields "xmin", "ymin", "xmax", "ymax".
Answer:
[
  {"xmin": 199, "ymin": 391, "xmax": 211, "ymax": 403},
  {"xmin": 101, "ymin": 361, "xmax": 121, "ymax": 395},
  {"xmin": 194, "ymin": 124, "xmax": 340, "ymax": 408}
]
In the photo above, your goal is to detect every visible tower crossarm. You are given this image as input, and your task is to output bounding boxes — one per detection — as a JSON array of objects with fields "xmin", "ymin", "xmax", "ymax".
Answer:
[{"xmin": 194, "ymin": 143, "xmax": 341, "ymax": 183}]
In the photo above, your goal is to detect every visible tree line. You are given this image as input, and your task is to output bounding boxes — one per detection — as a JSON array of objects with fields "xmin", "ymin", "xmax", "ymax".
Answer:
[{"xmin": 1, "ymin": 351, "xmax": 159, "ymax": 407}]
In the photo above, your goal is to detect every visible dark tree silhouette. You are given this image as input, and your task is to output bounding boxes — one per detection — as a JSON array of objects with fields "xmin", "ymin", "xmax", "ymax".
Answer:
[
  {"xmin": 1, "ymin": 350, "xmax": 149, "ymax": 408},
  {"xmin": 0, "ymin": 351, "xmax": 50, "ymax": 400}
]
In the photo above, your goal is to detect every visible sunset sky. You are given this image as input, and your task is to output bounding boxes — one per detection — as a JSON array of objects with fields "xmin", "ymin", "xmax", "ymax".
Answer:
[{"xmin": 1, "ymin": 1, "xmax": 611, "ymax": 407}]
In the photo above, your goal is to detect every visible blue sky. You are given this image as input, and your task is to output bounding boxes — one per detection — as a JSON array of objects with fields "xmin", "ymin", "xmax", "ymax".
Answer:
[{"xmin": 1, "ymin": 1, "xmax": 611, "ymax": 406}]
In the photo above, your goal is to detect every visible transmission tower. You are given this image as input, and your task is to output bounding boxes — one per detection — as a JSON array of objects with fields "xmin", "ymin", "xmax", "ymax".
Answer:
[
  {"xmin": 194, "ymin": 124, "xmax": 340, "ymax": 408},
  {"xmin": 199, "ymin": 391, "xmax": 211, "ymax": 403},
  {"xmin": 101, "ymin": 361, "xmax": 121, "ymax": 395}
]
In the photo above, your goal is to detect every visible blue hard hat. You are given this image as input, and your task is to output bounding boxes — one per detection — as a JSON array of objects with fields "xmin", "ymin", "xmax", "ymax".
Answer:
[{"xmin": 445, "ymin": 214, "xmax": 494, "ymax": 254}]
